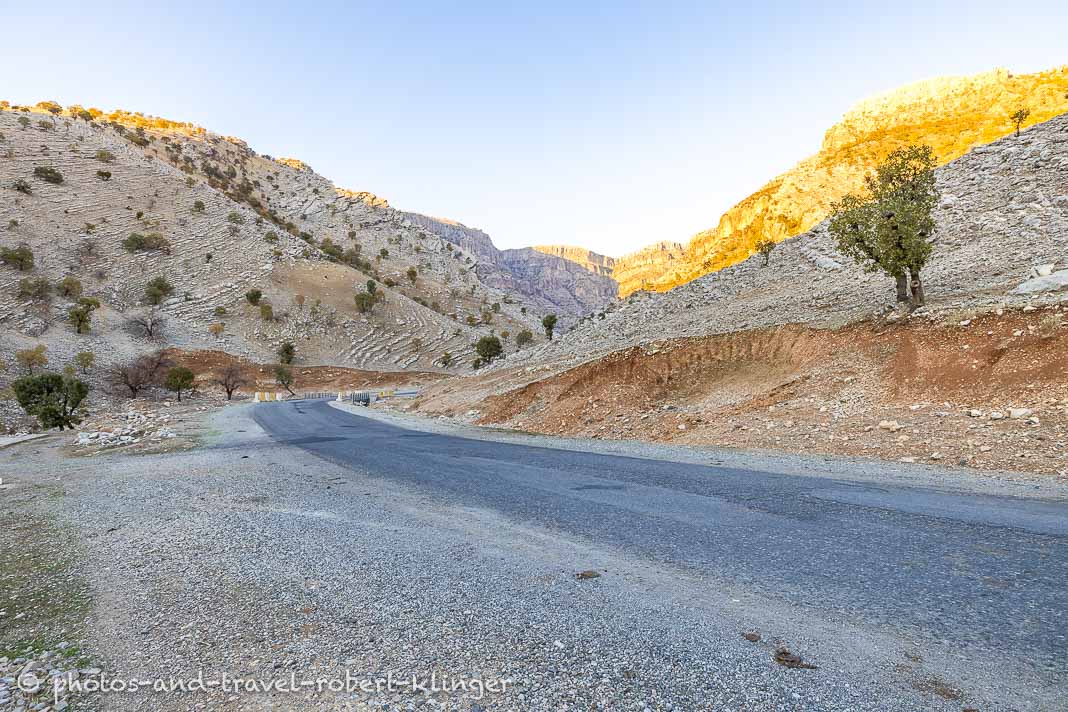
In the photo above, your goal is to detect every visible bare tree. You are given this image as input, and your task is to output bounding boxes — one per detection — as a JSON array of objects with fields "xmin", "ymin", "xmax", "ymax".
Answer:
[
  {"xmin": 110, "ymin": 351, "xmax": 172, "ymax": 397},
  {"xmin": 128, "ymin": 309, "xmax": 166, "ymax": 339},
  {"xmin": 213, "ymin": 359, "xmax": 248, "ymax": 400}
]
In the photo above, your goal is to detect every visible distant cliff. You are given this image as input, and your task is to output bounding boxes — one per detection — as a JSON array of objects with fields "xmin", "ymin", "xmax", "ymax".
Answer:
[
  {"xmin": 401, "ymin": 213, "xmax": 619, "ymax": 319},
  {"xmin": 532, "ymin": 242, "xmax": 687, "ymax": 296}
]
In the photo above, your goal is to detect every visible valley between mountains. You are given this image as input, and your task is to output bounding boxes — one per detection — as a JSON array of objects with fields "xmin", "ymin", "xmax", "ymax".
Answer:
[{"xmin": 1, "ymin": 64, "xmax": 1068, "ymax": 712}]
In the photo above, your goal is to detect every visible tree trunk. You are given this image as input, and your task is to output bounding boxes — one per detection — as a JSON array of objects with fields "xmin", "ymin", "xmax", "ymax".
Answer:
[
  {"xmin": 895, "ymin": 273, "xmax": 909, "ymax": 303},
  {"xmin": 909, "ymin": 269, "xmax": 925, "ymax": 307}
]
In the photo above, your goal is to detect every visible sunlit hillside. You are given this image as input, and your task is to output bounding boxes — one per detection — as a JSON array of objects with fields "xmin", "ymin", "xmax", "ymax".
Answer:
[{"xmin": 628, "ymin": 66, "xmax": 1068, "ymax": 295}]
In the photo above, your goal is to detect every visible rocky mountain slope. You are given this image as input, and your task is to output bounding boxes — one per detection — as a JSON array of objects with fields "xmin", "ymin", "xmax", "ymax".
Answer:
[
  {"xmin": 400, "ymin": 213, "xmax": 617, "ymax": 320},
  {"xmin": 435, "ymin": 110, "xmax": 1068, "ymax": 392},
  {"xmin": 611, "ymin": 66, "xmax": 1068, "ymax": 296},
  {"xmin": 0, "ymin": 103, "xmax": 556, "ymax": 383}
]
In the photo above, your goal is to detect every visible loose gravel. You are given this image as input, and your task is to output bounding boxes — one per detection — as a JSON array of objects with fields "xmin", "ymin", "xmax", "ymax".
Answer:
[{"xmin": 1, "ymin": 404, "xmax": 1061, "ymax": 711}]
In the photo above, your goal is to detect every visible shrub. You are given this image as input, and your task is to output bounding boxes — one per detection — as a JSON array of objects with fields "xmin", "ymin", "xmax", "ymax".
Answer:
[
  {"xmin": 274, "ymin": 364, "xmax": 295, "ymax": 396},
  {"xmin": 213, "ymin": 306, "xmax": 227, "ymax": 317},
  {"xmin": 354, "ymin": 292, "xmax": 375, "ymax": 313},
  {"xmin": 439, "ymin": 352, "xmax": 453, "ymax": 367},
  {"xmin": 13, "ymin": 373, "xmax": 88, "ymax": 430},
  {"xmin": 144, "ymin": 276, "xmax": 174, "ymax": 305},
  {"xmin": 33, "ymin": 166, "xmax": 63, "ymax": 184},
  {"xmin": 320, "ymin": 238, "xmax": 343, "ymax": 259},
  {"xmin": 0, "ymin": 242, "xmax": 34, "ymax": 270},
  {"xmin": 94, "ymin": 149, "xmax": 115, "ymax": 163},
  {"xmin": 406, "ymin": 267, "xmax": 418, "ymax": 284},
  {"xmin": 474, "ymin": 335, "xmax": 503, "ymax": 363},
  {"xmin": 516, "ymin": 329, "xmax": 534, "ymax": 346},
  {"xmin": 264, "ymin": 230, "xmax": 278, "ymax": 243},
  {"xmin": 192, "ymin": 200, "xmax": 205, "ymax": 213},
  {"xmin": 56, "ymin": 275, "xmax": 82, "ymax": 298},
  {"xmin": 16, "ymin": 344, "xmax": 48, "ymax": 374},
  {"xmin": 542, "ymin": 314, "xmax": 558, "ymax": 340},
  {"xmin": 18, "ymin": 277, "xmax": 51, "ymax": 301},
  {"xmin": 208, "ymin": 322, "xmax": 225, "ymax": 339},
  {"xmin": 12, "ymin": 178, "xmax": 31, "ymax": 194},
  {"xmin": 74, "ymin": 351, "xmax": 95, "ymax": 374},
  {"xmin": 227, "ymin": 211, "xmax": 246, "ymax": 225},
  {"xmin": 259, "ymin": 302, "xmax": 274, "ymax": 321},
  {"xmin": 1039, "ymin": 313, "xmax": 1063, "ymax": 339},
  {"xmin": 278, "ymin": 341, "xmax": 296, "ymax": 364},
  {"xmin": 164, "ymin": 367, "xmax": 195, "ymax": 402},
  {"xmin": 68, "ymin": 298, "xmax": 98, "ymax": 333},
  {"xmin": 123, "ymin": 232, "xmax": 171, "ymax": 253},
  {"xmin": 245, "ymin": 289, "xmax": 263, "ymax": 305},
  {"xmin": 366, "ymin": 280, "xmax": 377, "ymax": 295},
  {"xmin": 96, "ymin": 170, "xmax": 111, "ymax": 181},
  {"xmin": 379, "ymin": 248, "xmax": 388, "ymax": 259}
]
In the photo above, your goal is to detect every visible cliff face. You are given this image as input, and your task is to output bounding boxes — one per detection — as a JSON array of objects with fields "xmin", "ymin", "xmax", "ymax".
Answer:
[
  {"xmin": 532, "ymin": 245, "xmax": 615, "ymax": 277},
  {"xmin": 531, "ymin": 242, "xmax": 687, "ymax": 296},
  {"xmin": 633, "ymin": 66, "xmax": 1068, "ymax": 295},
  {"xmin": 401, "ymin": 213, "xmax": 618, "ymax": 319}
]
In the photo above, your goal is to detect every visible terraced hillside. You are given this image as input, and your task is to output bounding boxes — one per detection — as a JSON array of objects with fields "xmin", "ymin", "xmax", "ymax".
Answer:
[{"xmin": 0, "ymin": 103, "xmax": 556, "ymax": 380}]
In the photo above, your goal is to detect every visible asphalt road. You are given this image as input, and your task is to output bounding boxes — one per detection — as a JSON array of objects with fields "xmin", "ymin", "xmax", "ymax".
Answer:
[{"xmin": 254, "ymin": 399, "xmax": 1068, "ymax": 688}]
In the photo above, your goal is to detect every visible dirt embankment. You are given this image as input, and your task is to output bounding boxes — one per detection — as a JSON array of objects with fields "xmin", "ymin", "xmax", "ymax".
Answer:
[{"xmin": 416, "ymin": 307, "xmax": 1068, "ymax": 476}]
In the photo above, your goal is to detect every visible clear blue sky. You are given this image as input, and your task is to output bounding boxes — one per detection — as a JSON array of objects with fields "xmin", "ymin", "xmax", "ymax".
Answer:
[{"xmin": 4, "ymin": 1, "xmax": 1065, "ymax": 256}]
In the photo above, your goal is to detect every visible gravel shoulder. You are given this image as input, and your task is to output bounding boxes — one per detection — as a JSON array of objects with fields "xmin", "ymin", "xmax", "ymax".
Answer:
[{"xmin": 1, "ymin": 403, "xmax": 1064, "ymax": 711}]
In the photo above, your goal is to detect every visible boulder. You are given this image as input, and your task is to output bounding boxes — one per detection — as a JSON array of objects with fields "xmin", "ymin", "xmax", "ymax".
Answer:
[{"xmin": 1010, "ymin": 269, "xmax": 1068, "ymax": 295}]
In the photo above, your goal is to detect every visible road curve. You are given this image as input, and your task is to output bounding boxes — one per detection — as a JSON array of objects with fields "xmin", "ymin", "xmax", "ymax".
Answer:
[{"xmin": 253, "ymin": 399, "xmax": 1068, "ymax": 684}]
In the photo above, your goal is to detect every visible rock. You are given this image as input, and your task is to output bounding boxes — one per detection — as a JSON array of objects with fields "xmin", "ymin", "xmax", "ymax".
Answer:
[
  {"xmin": 989, "ymin": 411, "xmax": 1005, "ymax": 421},
  {"xmin": 1010, "ymin": 269, "xmax": 1068, "ymax": 295},
  {"xmin": 1009, "ymin": 408, "xmax": 1033, "ymax": 419},
  {"xmin": 878, "ymin": 420, "xmax": 902, "ymax": 432},
  {"xmin": 966, "ymin": 409, "xmax": 983, "ymax": 418},
  {"xmin": 1033, "ymin": 263, "xmax": 1056, "ymax": 277},
  {"xmin": 575, "ymin": 570, "xmax": 601, "ymax": 580}
]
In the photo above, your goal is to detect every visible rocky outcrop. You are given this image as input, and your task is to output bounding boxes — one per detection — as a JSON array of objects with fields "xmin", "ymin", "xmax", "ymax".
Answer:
[
  {"xmin": 401, "ymin": 213, "xmax": 618, "ymax": 319},
  {"xmin": 531, "ymin": 242, "xmax": 687, "ymax": 296},
  {"xmin": 628, "ymin": 66, "xmax": 1068, "ymax": 296},
  {"xmin": 532, "ymin": 245, "xmax": 615, "ymax": 277},
  {"xmin": 611, "ymin": 241, "xmax": 687, "ymax": 295}
]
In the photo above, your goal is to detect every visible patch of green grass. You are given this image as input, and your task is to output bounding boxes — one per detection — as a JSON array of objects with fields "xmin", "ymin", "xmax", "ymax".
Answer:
[{"xmin": 0, "ymin": 507, "xmax": 92, "ymax": 665}]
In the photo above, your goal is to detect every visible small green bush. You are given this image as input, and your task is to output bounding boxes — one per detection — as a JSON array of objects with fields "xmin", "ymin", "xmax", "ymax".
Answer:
[
  {"xmin": 1, "ymin": 243, "xmax": 34, "ymax": 270},
  {"xmin": 144, "ymin": 276, "xmax": 174, "ymax": 305},
  {"xmin": 123, "ymin": 232, "xmax": 171, "ymax": 253},
  {"xmin": 245, "ymin": 289, "xmax": 263, "ymax": 305},
  {"xmin": 33, "ymin": 166, "xmax": 63, "ymax": 184}
]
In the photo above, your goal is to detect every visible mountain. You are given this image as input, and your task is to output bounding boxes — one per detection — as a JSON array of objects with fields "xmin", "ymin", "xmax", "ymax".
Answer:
[
  {"xmin": 0, "ymin": 103, "xmax": 557, "ymax": 377},
  {"xmin": 531, "ymin": 241, "xmax": 687, "ymax": 296},
  {"xmin": 400, "ymin": 213, "xmax": 618, "ymax": 321},
  {"xmin": 604, "ymin": 66, "xmax": 1068, "ymax": 296}
]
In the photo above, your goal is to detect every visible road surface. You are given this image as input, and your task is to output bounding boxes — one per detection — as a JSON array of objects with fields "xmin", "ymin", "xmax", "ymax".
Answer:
[{"xmin": 252, "ymin": 398, "xmax": 1068, "ymax": 708}]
